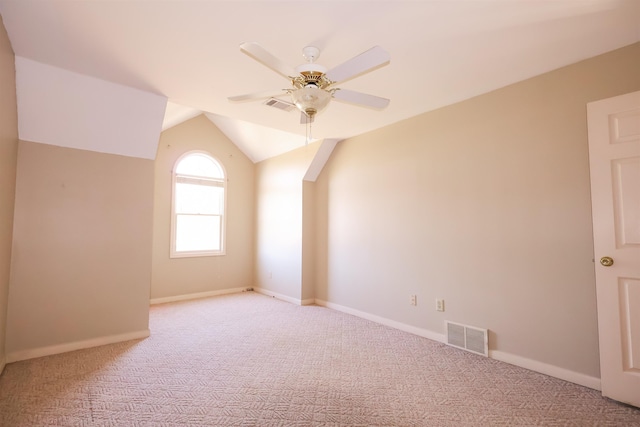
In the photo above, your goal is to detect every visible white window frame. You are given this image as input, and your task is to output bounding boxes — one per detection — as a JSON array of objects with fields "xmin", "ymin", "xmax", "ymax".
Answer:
[{"xmin": 170, "ymin": 150, "xmax": 227, "ymax": 258}]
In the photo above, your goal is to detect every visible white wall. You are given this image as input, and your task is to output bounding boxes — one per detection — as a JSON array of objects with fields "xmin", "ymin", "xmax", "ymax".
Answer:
[{"xmin": 314, "ymin": 42, "xmax": 640, "ymax": 382}]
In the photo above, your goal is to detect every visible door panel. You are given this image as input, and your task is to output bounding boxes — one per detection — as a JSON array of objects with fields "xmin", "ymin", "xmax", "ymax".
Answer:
[
  {"xmin": 612, "ymin": 157, "xmax": 640, "ymax": 247},
  {"xmin": 587, "ymin": 90, "xmax": 640, "ymax": 407},
  {"xmin": 619, "ymin": 278, "xmax": 640, "ymax": 372}
]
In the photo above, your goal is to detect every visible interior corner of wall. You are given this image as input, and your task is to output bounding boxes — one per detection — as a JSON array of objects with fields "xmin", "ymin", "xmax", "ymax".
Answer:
[{"xmin": 303, "ymin": 138, "xmax": 341, "ymax": 182}]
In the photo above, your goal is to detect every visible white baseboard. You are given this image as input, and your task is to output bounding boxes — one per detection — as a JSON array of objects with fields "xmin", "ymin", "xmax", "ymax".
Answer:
[
  {"xmin": 314, "ymin": 299, "xmax": 601, "ymax": 391},
  {"xmin": 314, "ymin": 299, "xmax": 446, "ymax": 343},
  {"xmin": 490, "ymin": 350, "xmax": 601, "ymax": 391},
  {"xmin": 6, "ymin": 329, "xmax": 150, "ymax": 363},
  {"xmin": 150, "ymin": 287, "xmax": 249, "ymax": 305},
  {"xmin": 254, "ymin": 287, "xmax": 304, "ymax": 306}
]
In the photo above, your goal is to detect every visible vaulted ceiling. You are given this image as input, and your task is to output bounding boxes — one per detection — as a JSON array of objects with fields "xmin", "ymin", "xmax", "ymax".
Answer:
[{"xmin": 1, "ymin": 1, "xmax": 638, "ymax": 162}]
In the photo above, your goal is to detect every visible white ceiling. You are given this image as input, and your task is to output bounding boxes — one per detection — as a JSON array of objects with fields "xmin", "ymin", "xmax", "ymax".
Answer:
[{"xmin": 0, "ymin": 1, "xmax": 638, "ymax": 162}]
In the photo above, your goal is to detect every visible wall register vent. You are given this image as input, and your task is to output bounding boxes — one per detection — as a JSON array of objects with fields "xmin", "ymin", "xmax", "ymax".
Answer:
[{"xmin": 446, "ymin": 321, "xmax": 489, "ymax": 357}]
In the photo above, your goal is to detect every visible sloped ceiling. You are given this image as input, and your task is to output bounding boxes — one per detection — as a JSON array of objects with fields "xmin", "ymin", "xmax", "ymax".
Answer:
[
  {"xmin": 0, "ymin": 1, "xmax": 638, "ymax": 162},
  {"xmin": 15, "ymin": 57, "xmax": 166, "ymax": 160}
]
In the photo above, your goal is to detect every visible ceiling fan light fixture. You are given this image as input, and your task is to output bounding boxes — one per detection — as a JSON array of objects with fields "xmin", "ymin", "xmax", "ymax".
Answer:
[{"xmin": 290, "ymin": 85, "xmax": 332, "ymax": 118}]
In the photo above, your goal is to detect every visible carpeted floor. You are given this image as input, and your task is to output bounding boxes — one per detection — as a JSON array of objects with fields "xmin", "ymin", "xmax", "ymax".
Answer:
[{"xmin": 1, "ymin": 292, "xmax": 639, "ymax": 426}]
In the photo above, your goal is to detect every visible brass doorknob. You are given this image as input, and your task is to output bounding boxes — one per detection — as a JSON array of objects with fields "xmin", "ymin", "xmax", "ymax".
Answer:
[{"xmin": 600, "ymin": 256, "xmax": 614, "ymax": 267}]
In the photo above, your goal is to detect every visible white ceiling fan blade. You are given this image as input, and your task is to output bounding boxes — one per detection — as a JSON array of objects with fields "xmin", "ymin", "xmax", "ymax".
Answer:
[
  {"xmin": 325, "ymin": 46, "xmax": 390, "ymax": 84},
  {"xmin": 228, "ymin": 89, "xmax": 287, "ymax": 102},
  {"xmin": 333, "ymin": 89, "xmax": 390, "ymax": 110},
  {"xmin": 239, "ymin": 42, "xmax": 297, "ymax": 79}
]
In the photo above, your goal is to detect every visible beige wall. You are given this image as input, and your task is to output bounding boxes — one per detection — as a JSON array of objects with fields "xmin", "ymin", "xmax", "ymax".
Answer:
[
  {"xmin": 151, "ymin": 115, "xmax": 255, "ymax": 299},
  {"xmin": 314, "ymin": 42, "xmax": 640, "ymax": 379},
  {"xmin": 0, "ymin": 15, "xmax": 18, "ymax": 370},
  {"xmin": 254, "ymin": 142, "xmax": 320, "ymax": 300},
  {"xmin": 6, "ymin": 141, "xmax": 154, "ymax": 356},
  {"xmin": 301, "ymin": 180, "xmax": 316, "ymax": 302}
]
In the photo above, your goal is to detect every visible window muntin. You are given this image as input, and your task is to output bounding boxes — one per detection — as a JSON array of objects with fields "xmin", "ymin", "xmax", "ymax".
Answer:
[{"xmin": 171, "ymin": 152, "xmax": 226, "ymax": 257}]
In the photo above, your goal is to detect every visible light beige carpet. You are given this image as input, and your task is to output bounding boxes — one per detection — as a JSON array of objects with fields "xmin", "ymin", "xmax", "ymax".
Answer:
[{"xmin": 1, "ymin": 292, "xmax": 638, "ymax": 426}]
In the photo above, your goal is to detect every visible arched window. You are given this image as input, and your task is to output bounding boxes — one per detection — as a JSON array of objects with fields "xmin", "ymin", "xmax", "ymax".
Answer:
[{"xmin": 171, "ymin": 151, "xmax": 226, "ymax": 257}]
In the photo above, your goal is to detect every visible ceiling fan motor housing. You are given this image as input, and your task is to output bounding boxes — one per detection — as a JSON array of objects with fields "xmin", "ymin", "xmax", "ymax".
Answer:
[
  {"xmin": 291, "ymin": 65, "xmax": 333, "ymax": 117},
  {"xmin": 293, "ymin": 71, "xmax": 331, "ymax": 89}
]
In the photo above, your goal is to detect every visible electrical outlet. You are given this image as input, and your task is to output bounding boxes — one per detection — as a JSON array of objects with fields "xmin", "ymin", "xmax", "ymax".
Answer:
[
  {"xmin": 436, "ymin": 299, "xmax": 445, "ymax": 312},
  {"xmin": 410, "ymin": 295, "xmax": 417, "ymax": 306}
]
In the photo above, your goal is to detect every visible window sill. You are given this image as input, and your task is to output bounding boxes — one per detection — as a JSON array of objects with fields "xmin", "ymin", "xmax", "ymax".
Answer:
[{"xmin": 170, "ymin": 250, "xmax": 226, "ymax": 259}]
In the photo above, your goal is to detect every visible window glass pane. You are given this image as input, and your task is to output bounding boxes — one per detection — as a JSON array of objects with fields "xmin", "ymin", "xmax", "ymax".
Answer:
[
  {"xmin": 172, "ymin": 152, "xmax": 226, "ymax": 257},
  {"xmin": 176, "ymin": 154, "xmax": 223, "ymax": 178},
  {"xmin": 175, "ymin": 215, "xmax": 221, "ymax": 252},
  {"xmin": 175, "ymin": 183, "xmax": 223, "ymax": 214}
]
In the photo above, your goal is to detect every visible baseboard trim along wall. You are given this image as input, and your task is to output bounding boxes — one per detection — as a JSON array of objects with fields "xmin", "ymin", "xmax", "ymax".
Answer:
[
  {"xmin": 6, "ymin": 329, "xmax": 150, "ymax": 363},
  {"xmin": 490, "ymin": 350, "xmax": 601, "ymax": 391},
  {"xmin": 254, "ymin": 287, "xmax": 305, "ymax": 306},
  {"xmin": 314, "ymin": 299, "xmax": 600, "ymax": 391},
  {"xmin": 155, "ymin": 286, "xmax": 311, "ymax": 307},
  {"xmin": 150, "ymin": 287, "xmax": 249, "ymax": 305},
  {"xmin": 314, "ymin": 299, "xmax": 447, "ymax": 343}
]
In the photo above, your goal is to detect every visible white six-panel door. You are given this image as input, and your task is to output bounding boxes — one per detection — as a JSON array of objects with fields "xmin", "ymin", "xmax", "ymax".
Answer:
[{"xmin": 587, "ymin": 90, "xmax": 640, "ymax": 407}]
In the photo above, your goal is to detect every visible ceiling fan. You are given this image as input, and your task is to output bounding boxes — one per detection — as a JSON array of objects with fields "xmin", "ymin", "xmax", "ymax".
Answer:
[{"xmin": 229, "ymin": 42, "xmax": 391, "ymax": 123}]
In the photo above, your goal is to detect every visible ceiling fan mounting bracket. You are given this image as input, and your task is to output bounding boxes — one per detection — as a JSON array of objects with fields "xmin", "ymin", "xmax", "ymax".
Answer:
[{"xmin": 301, "ymin": 46, "xmax": 320, "ymax": 63}]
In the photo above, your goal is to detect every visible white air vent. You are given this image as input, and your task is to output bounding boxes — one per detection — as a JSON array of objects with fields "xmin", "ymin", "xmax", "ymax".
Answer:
[
  {"xmin": 264, "ymin": 98, "xmax": 295, "ymax": 112},
  {"xmin": 446, "ymin": 321, "xmax": 488, "ymax": 357}
]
